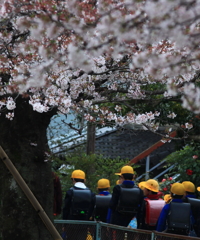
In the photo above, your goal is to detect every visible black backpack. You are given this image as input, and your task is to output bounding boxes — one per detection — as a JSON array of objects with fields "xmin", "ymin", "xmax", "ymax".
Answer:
[
  {"xmin": 70, "ymin": 188, "xmax": 92, "ymax": 219},
  {"xmin": 188, "ymin": 198, "xmax": 200, "ymax": 237},
  {"xmin": 117, "ymin": 186, "xmax": 140, "ymax": 214},
  {"xmin": 95, "ymin": 194, "xmax": 112, "ymax": 222},
  {"xmin": 167, "ymin": 202, "xmax": 191, "ymax": 231}
]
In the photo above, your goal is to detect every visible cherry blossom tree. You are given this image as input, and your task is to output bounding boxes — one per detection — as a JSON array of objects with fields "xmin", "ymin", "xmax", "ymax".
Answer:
[{"xmin": 1, "ymin": 0, "xmax": 200, "ymax": 239}]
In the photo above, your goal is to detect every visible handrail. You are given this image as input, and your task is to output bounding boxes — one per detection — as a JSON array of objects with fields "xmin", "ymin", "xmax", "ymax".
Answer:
[
  {"xmin": 54, "ymin": 220, "xmax": 198, "ymax": 240},
  {"xmin": 153, "ymin": 164, "xmax": 176, "ymax": 179},
  {"xmin": 0, "ymin": 146, "xmax": 62, "ymax": 240},
  {"xmin": 128, "ymin": 131, "xmax": 177, "ymax": 165},
  {"xmin": 136, "ymin": 159, "xmax": 167, "ymax": 181}
]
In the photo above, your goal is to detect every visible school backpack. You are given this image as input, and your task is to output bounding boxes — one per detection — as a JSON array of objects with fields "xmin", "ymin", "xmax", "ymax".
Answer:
[
  {"xmin": 145, "ymin": 199, "xmax": 165, "ymax": 226},
  {"xmin": 70, "ymin": 188, "xmax": 93, "ymax": 219},
  {"xmin": 167, "ymin": 202, "xmax": 191, "ymax": 231},
  {"xmin": 117, "ymin": 186, "xmax": 141, "ymax": 214},
  {"xmin": 188, "ymin": 198, "xmax": 200, "ymax": 237},
  {"xmin": 95, "ymin": 194, "xmax": 112, "ymax": 222}
]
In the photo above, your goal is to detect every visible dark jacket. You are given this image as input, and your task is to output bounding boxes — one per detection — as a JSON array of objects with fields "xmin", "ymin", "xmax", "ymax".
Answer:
[
  {"xmin": 109, "ymin": 181, "xmax": 143, "ymax": 227},
  {"xmin": 183, "ymin": 194, "xmax": 196, "ymax": 202},
  {"xmin": 62, "ymin": 182, "xmax": 95, "ymax": 220},
  {"xmin": 52, "ymin": 172, "xmax": 62, "ymax": 216}
]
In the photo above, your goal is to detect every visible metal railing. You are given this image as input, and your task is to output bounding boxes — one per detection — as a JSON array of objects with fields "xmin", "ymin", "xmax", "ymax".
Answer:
[
  {"xmin": 136, "ymin": 158, "xmax": 168, "ymax": 181},
  {"xmin": 54, "ymin": 220, "xmax": 199, "ymax": 240}
]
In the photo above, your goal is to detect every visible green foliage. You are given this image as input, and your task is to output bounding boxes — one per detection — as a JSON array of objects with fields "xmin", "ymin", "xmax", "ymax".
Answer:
[
  {"xmin": 165, "ymin": 145, "xmax": 200, "ymax": 188},
  {"xmin": 53, "ymin": 147, "xmax": 140, "ymax": 196},
  {"xmin": 141, "ymin": 82, "xmax": 166, "ymax": 95},
  {"xmin": 159, "ymin": 102, "xmax": 192, "ymax": 124}
]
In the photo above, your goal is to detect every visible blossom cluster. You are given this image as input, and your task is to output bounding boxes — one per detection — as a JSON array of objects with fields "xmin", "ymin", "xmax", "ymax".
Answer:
[
  {"xmin": 159, "ymin": 175, "xmax": 176, "ymax": 195},
  {"xmin": 0, "ymin": 0, "xmax": 200, "ymax": 133}
]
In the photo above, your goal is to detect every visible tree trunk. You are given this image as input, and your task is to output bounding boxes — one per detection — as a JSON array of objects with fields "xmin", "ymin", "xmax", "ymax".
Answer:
[{"xmin": 0, "ymin": 96, "xmax": 56, "ymax": 240}]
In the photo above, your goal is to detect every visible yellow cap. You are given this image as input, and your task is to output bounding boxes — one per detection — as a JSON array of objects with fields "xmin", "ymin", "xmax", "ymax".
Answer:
[
  {"xmin": 171, "ymin": 183, "xmax": 185, "ymax": 195},
  {"xmin": 138, "ymin": 181, "xmax": 146, "ymax": 190},
  {"xmin": 97, "ymin": 178, "xmax": 110, "ymax": 189},
  {"xmin": 71, "ymin": 170, "xmax": 85, "ymax": 179},
  {"xmin": 182, "ymin": 181, "xmax": 195, "ymax": 193},
  {"xmin": 197, "ymin": 187, "xmax": 200, "ymax": 192},
  {"xmin": 164, "ymin": 194, "xmax": 172, "ymax": 203},
  {"xmin": 141, "ymin": 179, "xmax": 159, "ymax": 192},
  {"xmin": 115, "ymin": 166, "xmax": 134, "ymax": 175},
  {"xmin": 86, "ymin": 232, "xmax": 93, "ymax": 240}
]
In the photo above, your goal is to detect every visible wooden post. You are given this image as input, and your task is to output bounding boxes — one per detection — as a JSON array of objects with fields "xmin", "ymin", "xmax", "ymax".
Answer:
[
  {"xmin": 86, "ymin": 122, "xmax": 96, "ymax": 155},
  {"xmin": 0, "ymin": 146, "xmax": 62, "ymax": 240}
]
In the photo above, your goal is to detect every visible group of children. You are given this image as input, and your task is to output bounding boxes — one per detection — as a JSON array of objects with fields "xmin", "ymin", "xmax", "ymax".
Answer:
[
  {"xmin": 62, "ymin": 165, "xmax": 200, "ymax": 239},
  {"xmin": 141, "ymin": 180, "xmax": 200, "ymax": 236}
]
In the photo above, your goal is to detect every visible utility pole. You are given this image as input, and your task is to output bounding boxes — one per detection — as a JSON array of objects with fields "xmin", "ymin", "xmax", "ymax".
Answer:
[{"xmin": 86, "ymin": 122, "xmax": 96, "ymax": 155}]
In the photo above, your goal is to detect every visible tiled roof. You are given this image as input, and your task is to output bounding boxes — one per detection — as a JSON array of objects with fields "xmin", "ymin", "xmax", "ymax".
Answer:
[{"xmin": 95, "ymin": 128, "xmax": 176, "ymax": 166}]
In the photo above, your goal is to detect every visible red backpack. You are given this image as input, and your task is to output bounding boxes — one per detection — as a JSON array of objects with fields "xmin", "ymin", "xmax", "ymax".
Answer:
[{"xmin": 145, "ymin": 199, "xmax": 165, "ymax": 226}]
